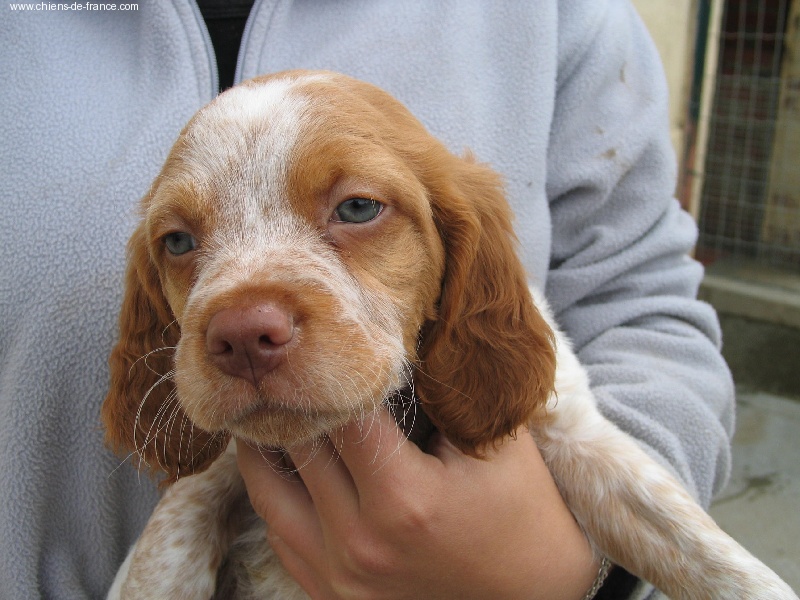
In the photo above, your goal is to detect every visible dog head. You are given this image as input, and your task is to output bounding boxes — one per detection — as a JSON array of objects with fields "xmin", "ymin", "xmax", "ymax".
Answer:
[{"xmin": 102, "ymin": 71, "xmax": 555, "ymax": 481}]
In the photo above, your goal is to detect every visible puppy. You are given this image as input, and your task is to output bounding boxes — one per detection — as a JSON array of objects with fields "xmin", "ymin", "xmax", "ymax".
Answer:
[{"xmin": 103, "ymin": 70, "xmax": 797, "ymax": 600}]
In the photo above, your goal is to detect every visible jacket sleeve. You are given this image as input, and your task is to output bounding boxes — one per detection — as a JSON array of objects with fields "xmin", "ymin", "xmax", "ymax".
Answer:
[
  {"xmin": 546, "ymin": 0, "xmax": 735, "ymax": 510},
  {"xmin": 545, "ymin": 4, "xmax": 735, "ymax": 597}
]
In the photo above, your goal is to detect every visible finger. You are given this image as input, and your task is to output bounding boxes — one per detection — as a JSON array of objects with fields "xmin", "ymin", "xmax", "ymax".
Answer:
[
  {"xmin": 441, "ymin": 427, "xmax": 549, "ymax": 489},
  {"xmin": 423, "ymin": 428, "xmax": 466, "ymax": 462},
  {"xmin": 235, "ymin": 439, "xmax": 326, "ymax": 554},
  {"xmin": 424, "ymin": 427, "xmax": 543, "ymax": 481},
  {"xmin": 335, "ymin": 406, "xmax": 438, "ymax": 489},
  {"xmin": 284, "ymin": 436, "xmax": 360, "ymax": 524}
]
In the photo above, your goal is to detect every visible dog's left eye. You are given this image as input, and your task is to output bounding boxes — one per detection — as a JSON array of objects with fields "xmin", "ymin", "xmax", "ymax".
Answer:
[
  {"xmin": 334, "ymin": 198, "xmax": 383, "ymax": 224},
  {"xmin": 164, "ymin": 232, "xmax": 197, "ymax": 256}
]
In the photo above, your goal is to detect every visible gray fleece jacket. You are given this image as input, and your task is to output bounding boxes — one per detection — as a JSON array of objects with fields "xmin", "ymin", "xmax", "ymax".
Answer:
[{"xmin": 0, "ymin": 1, "xmax": 734, "ymax": 599}]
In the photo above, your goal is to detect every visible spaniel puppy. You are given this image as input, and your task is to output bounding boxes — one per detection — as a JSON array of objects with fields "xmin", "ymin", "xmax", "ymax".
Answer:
[{"xmin": 103, "ymin": 70, "xmax": 796, "ymax": 600}]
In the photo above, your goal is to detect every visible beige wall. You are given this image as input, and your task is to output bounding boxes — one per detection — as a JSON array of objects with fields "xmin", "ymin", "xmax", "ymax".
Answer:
[{"xmin": 762, "ymin": 0, "xmax": 800, "ymax": 249}]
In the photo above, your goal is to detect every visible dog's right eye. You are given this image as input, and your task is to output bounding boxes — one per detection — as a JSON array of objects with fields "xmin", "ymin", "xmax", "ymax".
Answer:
[
  {"xmin": 334, "ymin": 198, "xmax": 383, "ymax": 224},
  {"xmin": 164, "ymin": 232, "xmax": 197, "ymax": 256}
]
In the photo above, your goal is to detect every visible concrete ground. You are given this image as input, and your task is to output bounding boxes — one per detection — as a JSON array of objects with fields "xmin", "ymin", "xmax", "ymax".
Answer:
[
  {"xmin": 710, "ymin": 390, "xmax": 800, "ymax": 591},
  {"xmin": 699, "ymin": 263, "xmax": 800, "ymax": 592}
]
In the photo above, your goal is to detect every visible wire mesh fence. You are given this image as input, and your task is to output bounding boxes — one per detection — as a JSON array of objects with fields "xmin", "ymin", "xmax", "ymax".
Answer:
[{"xmin": 694, "ymin": 0, "xmax": 800, "ymax": 270}]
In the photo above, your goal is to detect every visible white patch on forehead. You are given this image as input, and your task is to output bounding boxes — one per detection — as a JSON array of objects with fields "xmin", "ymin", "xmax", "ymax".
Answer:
[
  {"xmin": 197, "ymin": 72, "xmax": 334, "ymax": 155},
  {"xmin": 213, "ymin": 78, "xmax": 298, "ymax": 116},
  {"xmin": 182, "ymin": 75, "xmax": 331, "ymax": 252},
  {"xmin": 192, "ymin": 76, "xmax": 307, "ymax": 183}
]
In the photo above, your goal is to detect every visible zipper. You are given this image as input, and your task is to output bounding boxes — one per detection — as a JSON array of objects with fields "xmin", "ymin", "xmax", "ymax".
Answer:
[
  {"xmin": 233, "ymin": 0, "xmax": 266, "ymax": 86},
  {"xmin": 187, "ymin": 0, "xmax": 220, "ymax": 98}
]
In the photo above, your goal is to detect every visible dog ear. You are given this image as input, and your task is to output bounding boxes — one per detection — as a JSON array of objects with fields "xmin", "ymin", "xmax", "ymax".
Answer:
[
  {"xmin": 416, "ymin": 154, "xmax": 556, "ymax": 455},
  {"xmin": 101, "ymin": 224, "xmax": 228, "ymax": 483}
]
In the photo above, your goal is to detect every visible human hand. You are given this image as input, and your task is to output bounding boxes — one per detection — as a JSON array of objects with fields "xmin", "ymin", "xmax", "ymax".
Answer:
[{"xmin": 237, "ymin": 408, "xmax": 598, "ymax": 600}]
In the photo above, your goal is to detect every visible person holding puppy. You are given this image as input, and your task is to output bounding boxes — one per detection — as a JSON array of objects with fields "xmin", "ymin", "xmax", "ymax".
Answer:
[{"xmin": 0, "ymin": 2, "xmax": 734, "ymax": 599}]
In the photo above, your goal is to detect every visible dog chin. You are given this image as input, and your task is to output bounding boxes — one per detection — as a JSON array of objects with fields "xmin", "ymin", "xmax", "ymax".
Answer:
[{"xmin": 225, "ymin": 401, "xmax": 356, "ymax": 448}]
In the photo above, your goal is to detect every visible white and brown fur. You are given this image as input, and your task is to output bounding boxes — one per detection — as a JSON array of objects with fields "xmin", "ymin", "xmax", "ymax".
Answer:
[{"xmin": 103, "ymin": 71, "xmax": 797, "ymax": 600}]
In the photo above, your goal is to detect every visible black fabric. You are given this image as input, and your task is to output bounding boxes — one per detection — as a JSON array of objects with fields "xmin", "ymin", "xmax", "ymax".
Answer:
[
  {"xmin": 196, "ymin": 0, "xmax": 255, "ymax": 92},
  {"xmin": 595, "ymin": 566, "xmax": 640, "ymax": 599}
]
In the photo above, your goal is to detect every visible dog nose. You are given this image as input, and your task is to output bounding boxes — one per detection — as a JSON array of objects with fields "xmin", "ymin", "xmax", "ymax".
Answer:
[{"xmin": 206, "ymin": 304, "xmax": 294, "ymax": 386}]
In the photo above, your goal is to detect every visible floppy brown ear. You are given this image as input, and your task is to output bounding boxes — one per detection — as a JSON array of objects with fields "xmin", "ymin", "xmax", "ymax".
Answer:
[
  {"xmin": 416, "ymin": 155, "xmax": 556, "ymax": 455},
  {"xmin": 101, "ymin": 224, "xmax": 228, "ymax": 483}
]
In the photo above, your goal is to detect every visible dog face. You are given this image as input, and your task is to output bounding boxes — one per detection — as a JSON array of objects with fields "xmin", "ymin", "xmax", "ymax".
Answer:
[
  {"xmin": 102, "ymin": 71, "xmax": 555, "ymax": 481},
  {"xmin": 144, "ymin": 74, "xmax": 447, "ymax": 447}
]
